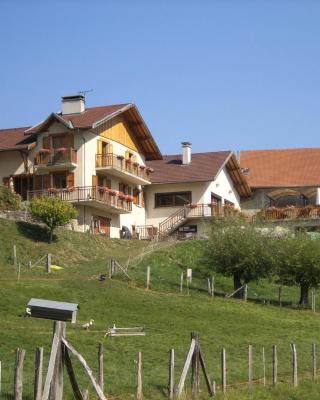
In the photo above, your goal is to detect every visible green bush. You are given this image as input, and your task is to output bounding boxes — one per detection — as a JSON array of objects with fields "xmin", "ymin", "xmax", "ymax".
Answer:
[
  {"xmin": 0, "ymin": 185, "xmax": 21, "ymax": 211},
  {"xmin": 29, "ymin": 197, "xmax": 78, "ymax": 242}
]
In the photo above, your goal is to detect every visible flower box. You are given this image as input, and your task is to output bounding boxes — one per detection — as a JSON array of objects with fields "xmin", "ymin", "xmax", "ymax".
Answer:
[
  {"xmin": 56, "ymin": 147, "xmax": 67, "ymax": 153},
  {"xmin": 133, "ymin": 162, "xmax": 139, "ymax": 167},
  {"xmin": 118, "ymin": 192, "xmax": 126, "ymax": 200},
  {"xmin": 187, "ymin": 203, "xmax": 197, "ymax": 209},
  {"xmin": 139, "ymin": 165, "xmax": 146, "ymax": 170},
  {"xmin": 40, "ymin": 148, "xmax": 51, "ymax": 154},
  {"xmin": 125, "ymin": 195, "xmax": 134, "ymax": 202},
  {"xmin": 48, "ymin": 188, "xmax": 58, "ymax": 194},
  {"xmin": 109, "ymin": 190, "xmax": 117, "ymax": 196},
  {"xmin": 146, "ymin": 167, "xmax": 154, "ymax": 174}
]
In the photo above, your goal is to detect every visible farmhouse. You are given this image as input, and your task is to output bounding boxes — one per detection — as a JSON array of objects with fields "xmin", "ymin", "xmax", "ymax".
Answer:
[
  {"xmin": 240, "ymin": 148, "xmax": 320, "ymax": 220},
  {"xmin": 0, "ymin": 96, "xmax": 248, "ymax": 238}
]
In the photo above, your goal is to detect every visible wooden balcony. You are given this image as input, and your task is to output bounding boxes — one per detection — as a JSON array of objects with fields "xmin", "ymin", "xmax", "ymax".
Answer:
[
  {"xmin": 27, "ymin": 186, "xmax": 132, "ymax": 214},
  {"xmin": 255, "ymin": 206, "xmax": 320, "ymax": 223},
  {"xmin": 34, "ymin": 148, "xmax": 77, "ymax": 171},
  {"xmin": 96, "ymin": 153, "xmax": 152, "ymax": 185}
]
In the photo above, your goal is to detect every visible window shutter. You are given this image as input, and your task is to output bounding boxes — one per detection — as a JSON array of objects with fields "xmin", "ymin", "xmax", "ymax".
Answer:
[
  {"xmin": 66, "ymin": 134, "xmax": 74, "ymax": 148},
  {"xmin": 43, "ymin": 136, "xmax": 50, "ymax": 149},
  {"xmin": 92, "ymin": 175, "xmax": 98, "ymax": 187},
  {"xmin": 133, "ymin": 188, "xmax": 139, "ymax": 205},
  {"xmin": 141, "ymin": 191, "xmax": 145, "ymax": 207},
  {"xmin": 106, "ymin": 179, "xmax": 111, "ymax": 189},
  {"xmin": 108, "ymin": 143, "xmax": 113, "ymax": 155},
  {"xmin": 97, "ymin": 139, "xmax": 102, "ymax": 154},
  {"xmin": 43, "ymin": 175, "xmax": 51, "ymax": 189},
  {"xmin": 119, "ymin": 183, "xmax": 124, "ymax": 193},
  {"xmin": 34, "ymin": 175, "xmax": 42, "ymax": 190},
  {"xmin": 67, "ymin": 172, "xmax": 74, "ymax": 187}
]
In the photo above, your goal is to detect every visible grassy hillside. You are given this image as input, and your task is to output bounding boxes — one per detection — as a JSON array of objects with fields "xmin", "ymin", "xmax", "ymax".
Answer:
[{"xmin": 0, "ymin": 219, "xmax": 320, "ymax": 399}]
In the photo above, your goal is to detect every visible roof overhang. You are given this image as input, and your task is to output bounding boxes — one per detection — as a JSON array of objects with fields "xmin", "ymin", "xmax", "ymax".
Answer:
[
  {"xmin": 223, "ymin": 153, "xmax": 252, "ymax": 198},
  {"xmin": 25, "ymin": 113, "xmax": 73, "ymax": 135},
  {"xmin": 0, "ymin": 141, "xmax": 36, "ymax": 152},
  {"xmin": 92, "ymin": 103, "xmax": 162, "ymax": 160}
]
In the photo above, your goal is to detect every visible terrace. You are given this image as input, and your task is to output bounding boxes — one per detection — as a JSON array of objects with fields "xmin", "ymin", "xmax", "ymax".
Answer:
[
  {"xmin": 34, "ymin": 148, "xmax": 77, "ymax": 171},
  {"xmin": 96, "ymin": 153, "xmax": 152, "ymax": 185},
  {"xmin": 27, "ymin": 186, "xmax": 132, "ymax": 214}
]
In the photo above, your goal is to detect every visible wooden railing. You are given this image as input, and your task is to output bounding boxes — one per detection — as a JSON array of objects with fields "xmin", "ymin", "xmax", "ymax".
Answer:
[
  {"xmin": 136, "ymin": 225, "xmax": 158, "ymax": 240},
  {"xmin": 27, "ymin": 186, "xmax": 132, "ymax": 212},
  {"xmin": 95, "ymin": 153, "xmax": 151, "ymax": 181},
  {"xmin": 34, "ymin": 148, "xmax": 77, "ymax": 166},
  {"xmin": 256, "ymin": 206, "xmax": 320, "ymax": 221}
]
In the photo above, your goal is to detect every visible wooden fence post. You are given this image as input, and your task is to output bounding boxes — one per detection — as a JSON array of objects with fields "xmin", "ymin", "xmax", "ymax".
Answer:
[
  {"xmin": 46, "ymin": 254, "xmax": 51, "ymax": 273},
  {"xmin": 51, "ymin": 321, "xmax": 66, "ymax": 400},
  {"xmin": 312, "ymin": 343, "xmax": 317, "ymax": 380},
  {"xmin": 272, "ymin": 345, "xmax": 277, "ymax": 387},
  {"xmin": 278, "ymin": 286, "xmax": 282, "ymax": 307},
  {"xmin": 244, "ymin": 284, "xmax": 248, "ymax": 302},
  {"xmin": 34, "ymin": 347, "xmax": 43, "ymax": 400},
  {"xmin": 14, "ymin": 348, "xmax": 25, "ymax": 400},
  {"xmin": 146, "ymin": 267, "xmax": 151, "ymax": 290},
  {"xmin": 169, "ymin": 349, "xmax": 174, "ymax": 399},
  {"xmin": 212, "ymin": 380, "xmax": 216, "ymax": 396},
  {"xmin": 221, "ymin": 348, "xmax": 226, "ymax": 393},
  {"xmin": 98, "ymin": 343, "xmax": 104, "ymax": 393},
  {"xmin": 13, "ymin": 245, "xmax": 17, "ymax": 267},
  {"xmin": 180, "ymin": 273, "xmax": 183, "ymax": 292},
  {"xmin": 28, "ymin": 261, "xmax": 32, "ymax": 269},
  {"xmin": 262, "ymin": 347, "xmax": 266, "ymax": 387},
  {"xmin": 207, "ymin": 278, "xmax": 211, "ymax": 296},
  {"xmin": 17, "ymin": 262, "xmax": 21, "ymax": 281},
  {"xmin": 136, "ymin": 352, "xmax": 142, "ymax": 400},
  {"xmin": 291, "ymin": 343, "xmax": 298, "ymax": 387},
  {"xmin": 191, "ymin": 332, "xmax": 200, "ymax": 396},
  {"xmin": 211, "ymin": 276, "xmax": 215, "ymax": 297},
  {"xmin": 248, "ymin": 345, "xmax": 253, "ymax": 391}
]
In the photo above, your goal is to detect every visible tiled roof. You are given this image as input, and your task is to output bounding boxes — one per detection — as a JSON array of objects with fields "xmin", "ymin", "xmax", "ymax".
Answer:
[
  {"xmin": 58, "ymin": 104, "xmax": 130, "ymax": 128},
  {"xmin": 240, "ymin": 148, "xmax": 320, "ymax": 188},
  {"xmin": 147, "ymin": 151, "xmax": 232, "ymax": 183},
  {"xmin": 0, "ymin": 127, "xmax": 35, "ymax": 151}
]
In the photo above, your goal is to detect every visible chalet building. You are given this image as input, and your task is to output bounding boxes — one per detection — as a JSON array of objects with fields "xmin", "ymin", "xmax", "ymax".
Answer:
[
  {"xmin": 240, "ymin": 148, "xmax": 320, "ymax": 214},
  {"xmin": 0, "ymin": 95, "xmax": 249, "ymax": 238}
]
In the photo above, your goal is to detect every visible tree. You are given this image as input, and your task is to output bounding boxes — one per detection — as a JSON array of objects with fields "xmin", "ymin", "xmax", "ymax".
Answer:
[
  {"xmin": 204, "ymin": 215, "xmax": 275, "ymax": 296},
  {"xmin": 0, "ymin": 185, "xmax": 21, "ymax": 211},
  {"xmin": 275, "ymin": 232, "xmax": 320, "ymax": 305},
  {"xmin": 29, "ymin": 197, "xmax": 78, "ymax": 242}
]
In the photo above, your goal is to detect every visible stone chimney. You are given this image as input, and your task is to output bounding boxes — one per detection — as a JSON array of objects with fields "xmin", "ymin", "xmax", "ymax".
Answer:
[
  {"xmin": 182, "ymin": 142, "xmax": 192, "ymax": 165},
  {"xmin": 61, "ymin": 94, "xmax": 85, "ymax": 115}
]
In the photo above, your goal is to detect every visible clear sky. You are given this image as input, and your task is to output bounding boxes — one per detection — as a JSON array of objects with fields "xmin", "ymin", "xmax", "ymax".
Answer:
[{"xmin": 0, "ymin": 0, "xmax": 320, "ymax": 155}]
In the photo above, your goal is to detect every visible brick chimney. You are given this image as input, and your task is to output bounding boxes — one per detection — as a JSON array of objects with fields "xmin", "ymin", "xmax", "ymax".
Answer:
[{"xmin": 182, "ymin": 142, "xmax": 192, "ymax": 165}]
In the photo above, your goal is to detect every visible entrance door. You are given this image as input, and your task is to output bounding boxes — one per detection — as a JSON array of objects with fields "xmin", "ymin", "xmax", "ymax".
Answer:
[{"xmin": 93, "ymin": 216, "xmax": 111, "ymax": 237}]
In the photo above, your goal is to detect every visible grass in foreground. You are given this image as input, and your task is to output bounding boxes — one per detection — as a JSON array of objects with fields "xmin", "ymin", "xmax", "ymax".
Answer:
[{"xmin": 0, "ymin": 219, "xmax": 320, "ymax": 399}]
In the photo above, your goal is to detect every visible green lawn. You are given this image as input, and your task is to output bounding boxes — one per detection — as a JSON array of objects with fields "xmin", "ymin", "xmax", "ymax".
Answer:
[{"xmin": 0, "ymin": 219, "xmax": 320, "ymax": 399}]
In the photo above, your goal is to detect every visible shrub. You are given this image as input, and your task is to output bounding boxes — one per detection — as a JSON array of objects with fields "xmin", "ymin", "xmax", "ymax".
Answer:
[
  {"xmin": 0, "ymin": 185, "xmax": 21, "ymax": 211},
  {"xmin": 29, "ymin": 197, "xmax": 78, "ymax": 242}
]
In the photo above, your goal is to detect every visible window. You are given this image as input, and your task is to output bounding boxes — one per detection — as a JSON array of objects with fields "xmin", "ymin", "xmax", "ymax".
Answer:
[
  {"xmin": 52, "ymin": 135, "xmax": 66, "ymax": 149},
  {"xmin": 155, "ymin": 192, "xmax": 191, "ymax": 208},
  {"xmin": 52, "ymin": 172, "xmax": 67, "ymax": 189}
]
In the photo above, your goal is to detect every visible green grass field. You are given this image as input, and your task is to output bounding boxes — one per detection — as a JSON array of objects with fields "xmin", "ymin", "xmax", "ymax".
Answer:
[{"xmin": 1, "ymin": 219, "xmax": 320, "ymax": 399}]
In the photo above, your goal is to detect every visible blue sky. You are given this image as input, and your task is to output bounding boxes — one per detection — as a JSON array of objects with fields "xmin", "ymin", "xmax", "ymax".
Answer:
[{"xmin": 0, "ymin": 1, "xmax": 320, "ymax": 154}]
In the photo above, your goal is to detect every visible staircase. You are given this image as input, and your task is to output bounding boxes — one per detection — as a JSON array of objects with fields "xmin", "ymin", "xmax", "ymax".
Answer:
[{"xmin": 158, "ymin": 207, "xmax": 187, "ymax": 239}]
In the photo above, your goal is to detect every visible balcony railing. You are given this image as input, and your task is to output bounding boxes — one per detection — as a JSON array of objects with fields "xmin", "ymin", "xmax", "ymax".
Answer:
[
  {"xmin": 34, "ymin": 148, "xmax": 77, "ymax": 166},
  {"xmin": 255, "ymin": 206, "xmax": 320, "ymax": 221},
  {"xmin": 27, "ymin": 186, "xmax": 132, "ymax": 212},
  {"xmin": 96, "ymin": 153, "xmax": 151, "ymax": 182}
]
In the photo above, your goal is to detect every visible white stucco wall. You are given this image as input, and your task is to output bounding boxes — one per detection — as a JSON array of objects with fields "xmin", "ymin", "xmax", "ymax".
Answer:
[
  {"xmin": 0, "ymin": 150, "xmax": 30, "ymax": 182},
  {"xmin": 145, "ymin": 181, "xmax": 207, "ymax": 227},
  {"xmin": 204, "ymin": 167, "xmax": 241, "ymax": 208},
  {"xmin": 145, "ymin": 167, "xmax": 241, "ymax": 229}
]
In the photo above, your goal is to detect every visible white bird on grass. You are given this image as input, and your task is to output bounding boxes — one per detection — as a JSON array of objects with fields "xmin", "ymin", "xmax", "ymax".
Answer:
[{"xmin": 82, "ymin": 319, "xmax": 94, "ymax": 330}]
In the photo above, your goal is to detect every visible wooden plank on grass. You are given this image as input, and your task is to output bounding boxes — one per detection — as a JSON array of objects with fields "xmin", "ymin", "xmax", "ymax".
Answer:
[
  {"xmin": 64, "ymin": 347, "xmax": 85, "ymax": 400},
  {"xmin": 34, "ymin": 347, "xmax": 43, "ymax": 400}
]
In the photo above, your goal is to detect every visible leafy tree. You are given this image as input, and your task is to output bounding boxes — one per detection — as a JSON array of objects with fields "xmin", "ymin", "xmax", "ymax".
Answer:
[
  {"xmin": 205, "ymin": 215, "xmax": 275, "ymax": 296},
  {"xmin": 275, "ymin": 232, "xmax": 320, "ymax": 305},
  {"xmin": 0, "ymin": 185, "xmax": 21, "ymax": 211},
  {"xmin": 29, "ymin": 197, "xmax": 78, "ymax": 242}
]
